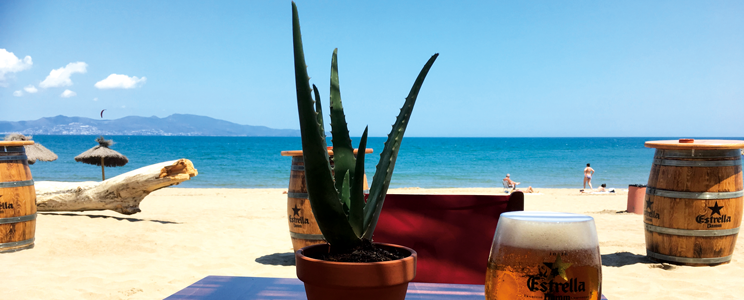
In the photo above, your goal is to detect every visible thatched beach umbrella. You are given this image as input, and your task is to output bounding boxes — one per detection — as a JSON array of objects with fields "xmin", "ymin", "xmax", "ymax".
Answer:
[
  {"xmin": 74, "ymin": 136, "xmax": 128, "ymax": 180},
  {"xmin": 3, "ymin": 133, "xmax": 58, "ymax": 164}
]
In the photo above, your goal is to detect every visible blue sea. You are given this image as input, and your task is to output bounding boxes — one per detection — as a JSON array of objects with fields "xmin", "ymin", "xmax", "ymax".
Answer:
[{"xmin": 13, "ymin": 136, "xmax": 743, "ymax": 189}]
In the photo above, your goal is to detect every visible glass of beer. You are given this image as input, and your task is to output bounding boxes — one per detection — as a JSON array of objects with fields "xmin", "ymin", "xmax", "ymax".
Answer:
[{"xmin": 486, "ymin": 212, "xmax": 602, "ymax": 300}]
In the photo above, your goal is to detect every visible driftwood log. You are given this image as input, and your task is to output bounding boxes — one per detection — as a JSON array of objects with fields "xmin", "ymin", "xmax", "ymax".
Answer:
[{"xmin": 35, "ymin": 159, "xmax": 198, "ymax": 215}]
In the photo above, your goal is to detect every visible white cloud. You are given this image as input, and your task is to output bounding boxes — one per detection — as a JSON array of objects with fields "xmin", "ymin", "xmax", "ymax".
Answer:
[
  {"xmin": 94, "ymin": 74, "xmax": 146, "ymax": 89},
  {"xmin": 40, "ymin": 62, "xmax": 87, "ymax": 88},
  {"xmin": 93, "ymin": 97, "xmax": 98, "ymax": 101},
  {"xmin": 13, "ymin": 90, "xmax": 23, "ymax": 97},
  {"xmin": 60, "ymin": 89, "xmax": 77, "ymax": 98},
  {"xmin": 24, "ymin": 85, "xmax": 38, "ymax": 93},
  {"xmin": 0, "ymin": 49, "xmax": 33, "ymax": 86}
]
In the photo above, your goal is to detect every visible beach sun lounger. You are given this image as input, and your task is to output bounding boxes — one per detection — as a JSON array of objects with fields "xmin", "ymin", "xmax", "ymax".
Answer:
[{"xmin": 502, "ymin": 179, "xmax": 511, "ymax": 193}]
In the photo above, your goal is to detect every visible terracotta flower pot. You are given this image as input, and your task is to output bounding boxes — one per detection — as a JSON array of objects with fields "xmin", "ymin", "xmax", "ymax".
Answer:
[{"xmin": 295, "ymin": 243, "xmax": 417, "ymax": 300}]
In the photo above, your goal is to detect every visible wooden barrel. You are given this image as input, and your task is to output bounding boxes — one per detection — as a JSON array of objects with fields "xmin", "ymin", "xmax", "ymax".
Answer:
[
  {"xmin": 281, "ymin": 148, "xmax": 372, "ymax": 252},
  {"xmin": 644, "ymin": 139, "xmax": 744, "ymax": 266},
  {"xmin": 0, "ymin": 141, "xmax": 37, "ymax": 253}
]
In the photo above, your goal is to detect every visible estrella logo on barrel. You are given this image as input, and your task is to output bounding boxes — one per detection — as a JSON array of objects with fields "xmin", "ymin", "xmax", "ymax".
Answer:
[
  {"xmin": 289, "ymin": 204, "xmax": 310, "ymax": 228},
  {"xmin": 696, "ymin": 201, "xmax": 731, "ymax": 228},
  {"xmin": 644, "ymin": 198, "xmax": 660, "ymax": 221},
  {"xmin": 0, "ymin": 200, "xmax": 14, "ymax": 213}
]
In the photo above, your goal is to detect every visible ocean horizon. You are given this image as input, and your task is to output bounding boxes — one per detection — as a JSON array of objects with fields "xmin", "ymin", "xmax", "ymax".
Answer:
[{"xmin": 12, "ymin": 135, "xmax": 744, "ymax": 190}]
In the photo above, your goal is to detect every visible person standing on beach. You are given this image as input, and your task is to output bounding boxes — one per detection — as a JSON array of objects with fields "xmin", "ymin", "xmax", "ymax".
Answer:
[{"xmin": 583, "ymin": 163, "xmax": 595, "ymax": 190}]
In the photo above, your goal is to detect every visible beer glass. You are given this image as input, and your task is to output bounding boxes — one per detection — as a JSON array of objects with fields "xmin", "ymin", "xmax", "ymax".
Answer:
[{"xmin": 486, "ymin": 212, "xmax": 602, "ymax": 300}]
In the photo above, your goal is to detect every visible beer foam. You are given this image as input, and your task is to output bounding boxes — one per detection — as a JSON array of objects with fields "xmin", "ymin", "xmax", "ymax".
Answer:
[{"xmin": 493, "ymin": 212, "xmax": 598, "ymax": 250}]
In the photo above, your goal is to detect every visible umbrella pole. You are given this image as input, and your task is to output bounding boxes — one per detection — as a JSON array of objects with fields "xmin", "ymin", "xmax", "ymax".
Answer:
[{"xmin": 101, "ymin": 157, "xmax": 105, "ymax": 181}]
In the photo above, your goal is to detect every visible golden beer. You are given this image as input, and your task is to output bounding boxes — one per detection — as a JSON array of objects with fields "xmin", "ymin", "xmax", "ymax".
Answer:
[{"xmin": 486, "ymin": 212, "xmax": 602, "ymax": 300}]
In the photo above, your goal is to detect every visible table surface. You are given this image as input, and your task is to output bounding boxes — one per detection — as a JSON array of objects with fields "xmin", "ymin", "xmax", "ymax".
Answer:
[
  {"xmin": 165, "ymin": 276, "xmax": 608, "ymax": 300},
  {"xmin": 644, "ymin": 139, "xmax": 744, "ymax": 149}
]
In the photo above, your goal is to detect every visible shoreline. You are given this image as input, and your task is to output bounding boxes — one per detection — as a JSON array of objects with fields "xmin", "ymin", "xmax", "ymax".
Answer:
[{"xmin": 2, "ymin": 187, "xmax": 742, "ymax": 299}]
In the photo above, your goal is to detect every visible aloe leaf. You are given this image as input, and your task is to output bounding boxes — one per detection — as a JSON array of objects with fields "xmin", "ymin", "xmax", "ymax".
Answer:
[
  {"xmin": 312, "ymin": 84, "xmax": 327, "ymax": 143},
  {"xmin": 292, "ymin": 2, "xmax": 359, "ymax": 251},
  {"xmin": 329, "ymin": 48, "xmax": 356, "ymax": 195},
  {"xmin": 340, "ymin": 170, "xmax": 351, "ymax": 214},
  {"xmin": 348, "ymin": 126, "xmax": 368, "ymax": 237},
  {"xmin": 361, "ymin": 53, "xmax": 439, "ymax": 240}
]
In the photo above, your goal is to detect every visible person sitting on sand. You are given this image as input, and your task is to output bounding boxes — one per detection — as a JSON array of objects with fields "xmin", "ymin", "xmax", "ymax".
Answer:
[
  {"xmin": 583, "ymin": 163, "xmax": 595, "ymax": 190},
  {"xmin": 597, "ymin": 183, "xmax": 615, "ymax": 193},
  {"xmin": 503, "ymin": 174, "xmax": 520, "ymax": 190}
]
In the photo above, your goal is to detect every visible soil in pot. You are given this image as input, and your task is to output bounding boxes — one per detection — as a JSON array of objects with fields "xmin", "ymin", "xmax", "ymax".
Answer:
[{"xmin": 306, "ymin": 239, "xmax": 407, "ymax": 262}]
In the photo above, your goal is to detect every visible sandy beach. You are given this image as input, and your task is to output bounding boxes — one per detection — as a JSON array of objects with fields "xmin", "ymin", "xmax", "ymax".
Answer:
[{"xmin": 1, "ymin": 187, "xmax": 742, "ymax": 300}]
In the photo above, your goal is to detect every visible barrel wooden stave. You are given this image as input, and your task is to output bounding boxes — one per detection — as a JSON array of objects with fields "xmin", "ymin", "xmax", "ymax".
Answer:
[
  {"xmin": 0, "ymin": 146, "xmax": 37, "ymax": 253},
  {"xmin": 649, "ymin": 165, "xmax": 742, "ymax": 193},
  {"xmin": 645, "ymin": 232, "xmax": 737, "ymax": 263},
  {"xmin": 644, "ymin": 149, "xmax": 743, "ymax": 265},
  {"xmin": 645, "ymin": 196, "xmax": 743, "ymax": 230},
  {"xmin": 287, "ymin": 157, "xmax": 326, "ymax": 252}
]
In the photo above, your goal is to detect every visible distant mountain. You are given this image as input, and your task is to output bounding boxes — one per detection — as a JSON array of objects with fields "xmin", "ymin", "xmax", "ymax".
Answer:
[{"xmin": 0, "ymin": 114, "xmax": 300, "ymax": 136}]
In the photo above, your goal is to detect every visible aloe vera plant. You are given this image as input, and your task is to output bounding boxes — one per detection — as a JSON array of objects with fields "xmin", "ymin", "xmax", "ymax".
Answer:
[{"xmin": 292, "ymin": 2, "xmax": 438, "ymax": 253}]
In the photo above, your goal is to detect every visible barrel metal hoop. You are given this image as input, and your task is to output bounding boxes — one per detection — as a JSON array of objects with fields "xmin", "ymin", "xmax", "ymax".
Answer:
[
  {"xmin": 655, "ymin": 149, "xmax": 741, "ymax": 159},
  {"xmin": 0, "ymin": 213, "xmax": 37, "ymax": 225},
  {"xmin": 0, "ymin": 179, "xmax": 35, "ymax": 189},
  {"xmin": 1, "ymin": 146, "xmax": 26, "ymax": 153},
  {"xmin": 288, "ymin": 193, "xmax": 308, "ymax": 199},
  {"xmin": 645, "ymin": 223, "xmax": 739, "ymax": 237},
  {"xmin": 0, "ymin": 237, "xmax": 35, "ymax": 251},
  {"xmin": 646, "ymin": 250, "xmax": 732, "ymax": 265},
  {"xmin": 646, "ymin": 187, "xmax": 744, "ymax": 200},
  {"xmin": 291, "ymin": 165, "xmax": 305, "ymax": 171},
  {"xmin": 289, "ymin": 232, "xmax": 325, "ymax": 241},
  {"xmin": 653, "ymin": 158, "xmax": 741, "ymax": 167},
  {"xmin": 0, "ymin": 155, "xmax": 28, "ymax": 161}
]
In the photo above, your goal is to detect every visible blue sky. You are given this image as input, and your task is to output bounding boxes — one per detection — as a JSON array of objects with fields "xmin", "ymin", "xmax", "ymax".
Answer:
[{"xmin": 1, "ymin": 0, "xmax": 742, "ymax": 137}]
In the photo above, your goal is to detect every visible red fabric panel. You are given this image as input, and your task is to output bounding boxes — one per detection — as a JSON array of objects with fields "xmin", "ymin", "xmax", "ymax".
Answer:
[{"xmin": 373, "ymin": 193, "xmax": 524, "ymax": 285}]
